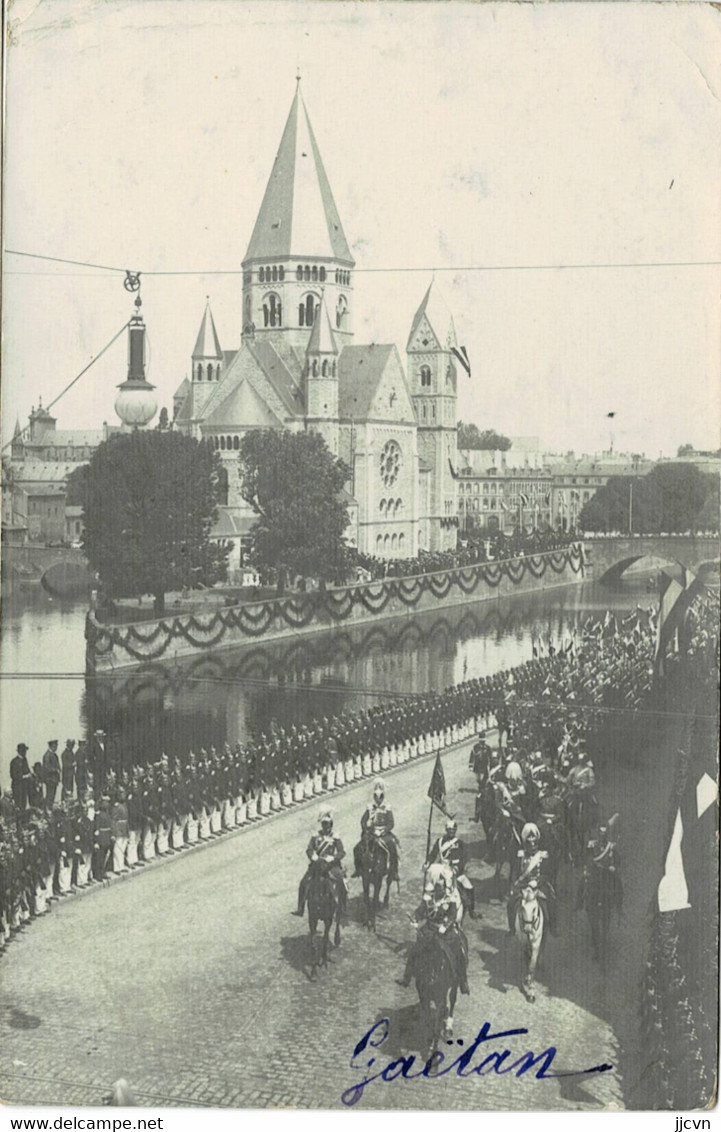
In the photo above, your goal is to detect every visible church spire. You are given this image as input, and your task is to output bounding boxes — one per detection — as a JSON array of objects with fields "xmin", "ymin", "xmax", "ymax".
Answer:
[
  {"xmin": 192, "ymin": 298, "xmax": 223, "ymax": 361},
  {"xmin": 244, "ymin": 82, "xmax": 353, "ymax": 264},
  {"xmin": 306, "ymin": 292, "xmax": 339, "ymax": 357}
]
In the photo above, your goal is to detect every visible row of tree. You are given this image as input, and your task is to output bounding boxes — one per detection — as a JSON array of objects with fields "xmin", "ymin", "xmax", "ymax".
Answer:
[{"xmin": 579, "ymin": 463, "xmax": 719, "ymax": 534}]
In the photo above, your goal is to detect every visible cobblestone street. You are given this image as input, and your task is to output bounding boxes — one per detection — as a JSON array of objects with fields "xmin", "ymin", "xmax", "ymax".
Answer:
[{"xmin": 1, "ymin": 730, "xmax": 678, "ymax": 1111}]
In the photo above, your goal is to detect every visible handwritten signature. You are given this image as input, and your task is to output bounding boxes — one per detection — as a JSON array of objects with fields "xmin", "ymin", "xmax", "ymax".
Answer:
[{"xmin": 341, "ymin": 1018, "xmax": 613, "ymax": 1106}]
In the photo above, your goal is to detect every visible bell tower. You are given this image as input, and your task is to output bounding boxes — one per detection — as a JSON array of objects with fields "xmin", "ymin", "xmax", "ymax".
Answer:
[
  {"xmin": 189, "ymin": 298, "xmax": 224, "ymax": 420},
  {"xmin": 407, "ymin": 281, "xmax": 459, "ymax": 551},
  {"xmin": 241, "ymin": 80, "xmax": 355, "ymax": 353}
]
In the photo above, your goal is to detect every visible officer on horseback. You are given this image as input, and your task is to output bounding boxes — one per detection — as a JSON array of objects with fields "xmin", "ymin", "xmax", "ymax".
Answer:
[
  {"xmin": 507, "ymin": 822, "xmax": 558, "ymax": 936},
  {"xmin": 293, "ymin": 807, "xmax": 347, "ymax": 917},
  {"xmin": 426, "ymin": 816, "xmax": 477, "ymax": 919},
  {"xmin": 397, "ymin": 863, "xmax": 470, "ymax": 994},
  {"xmin": 352, "ymin": 778, "xmax": 400, "ymax": 881}
]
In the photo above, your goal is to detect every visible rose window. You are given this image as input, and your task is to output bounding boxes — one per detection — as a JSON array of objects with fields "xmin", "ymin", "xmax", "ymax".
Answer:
[{"xmin": 380, "ymin": 440, "xmax": 401, "ymax": 487}]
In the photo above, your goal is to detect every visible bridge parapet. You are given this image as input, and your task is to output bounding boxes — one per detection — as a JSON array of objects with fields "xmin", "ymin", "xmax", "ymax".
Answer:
[{"xmin": 583, "ymin": 535, "xmax": 719, "ymax": 583}]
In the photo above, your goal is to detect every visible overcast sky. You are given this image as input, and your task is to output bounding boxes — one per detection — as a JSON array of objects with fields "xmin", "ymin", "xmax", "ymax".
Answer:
[{"xmin": 3, "ymin": 0, "xmax": 720, "ymax": 456}]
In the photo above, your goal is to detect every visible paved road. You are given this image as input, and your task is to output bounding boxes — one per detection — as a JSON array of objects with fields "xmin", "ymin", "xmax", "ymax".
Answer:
[{"xmin": 0, "ymin": 726, "xmax": 678, "ymax": 1112}]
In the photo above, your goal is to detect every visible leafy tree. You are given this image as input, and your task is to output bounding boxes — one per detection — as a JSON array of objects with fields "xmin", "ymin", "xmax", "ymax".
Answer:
[
  {"xmin": 238, "ymin": 429, "xmax": 351, "ymax": 592},
  {"xmin": 157, "ymin": 407, "xmax": 170, "ymax": 431},
  {"xmin": 65, "ymin": 463, "xmax": 89, "ymax": 506},
  {"xmin": 81, "ymin": 430, "xmax": 230, "ymax": 615},
  {"xmin": 457, "ymin": 422, "xmax": 511, "ymax": 450},
  {"xmin": 677, "ymin": 443, "xmax": 694, "ymax": 457},
  {"xmin": 579, "ymin": 464, "xmax": 712, "ymax": 534}
]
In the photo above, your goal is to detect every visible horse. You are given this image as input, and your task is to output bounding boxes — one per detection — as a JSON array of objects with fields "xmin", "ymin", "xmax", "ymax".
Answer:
[
  {"xmin": 412, "ymin": 929, "xmax": 460, "ymax": 1057},
  {"xmin": 535, "ymin": 790, "xmax": 568, "ymax": 886},
  {"xmin": 566, "ymin": 786, "xmax": 600, "ymax": 866},
  {"xmin": 358, "ymin": 832, "xmax": 393, "ymax": 932},
  {"xmin": 489, "ymin": 795, "xmax": 523, "ymax": 898},
  {"xmin": 306, "ymin": 859, "xmax": 342, "ymax": 979},
  {"xmin": 514, "ymin": 881, "xmax": 545, "ymax": 1003},
  {"xmin": 579, "ymin": 864, "xmax": 622, "ymax": 970}
]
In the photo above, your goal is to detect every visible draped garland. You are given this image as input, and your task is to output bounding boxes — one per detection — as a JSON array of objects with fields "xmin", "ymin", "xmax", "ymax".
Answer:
[{"xmin": 87, "ymin": 544, "xmax": 584, "ymax": 666}]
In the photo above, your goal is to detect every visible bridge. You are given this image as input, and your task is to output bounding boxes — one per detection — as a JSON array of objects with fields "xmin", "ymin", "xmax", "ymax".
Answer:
[
  {"xmin": 583, "ymin": 534, "xmax": 720, "ymax": 584},
  {"xmin": 0, "ymin": 542, "xmax": 93, "ymax": 596}
]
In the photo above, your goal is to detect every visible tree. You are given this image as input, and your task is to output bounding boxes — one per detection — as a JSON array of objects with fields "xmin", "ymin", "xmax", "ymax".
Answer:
[
  {"xmin": 157, "ymin": 407, "xmax": 170, "ymax": 431},
  {"xmin": 579, "ymin": 464, "xmax": 712, "ymax": 534},
  {"xmin": 81, "ymin": 430, "xmax": 230, "ymax": 615},
  {"xmin": 65, "ymin": 463, "xmax": 89, "ymax": 506},
  {"xmin": 238, "ymin": 429, "xmax": 351, "ymax": 591},
  {"xmin": 677, "ymin": 443, "xmax": 694, "ymax": 457},
  {"xmin": 457, "ymin": 421, "xmax": 511, "ymax": 450}
]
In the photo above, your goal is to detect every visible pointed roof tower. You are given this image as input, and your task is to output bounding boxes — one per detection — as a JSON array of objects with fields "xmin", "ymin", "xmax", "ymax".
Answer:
[
  {"xmin": 306, "ymin": 293, "xmax": 339, "ymax": 357},
  {"xmin": 407, "ymin": 279, "xmax": 457, "ymax": 352},
  {"xmin": 244, "ymin": 81, "xmax": 353, "ymax": 264},
  {"xmin": 192, "ymin": 299, "xmax": 223, "ymax": 360}
]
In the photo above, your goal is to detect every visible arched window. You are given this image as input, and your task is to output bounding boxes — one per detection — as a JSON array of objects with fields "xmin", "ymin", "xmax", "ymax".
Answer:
[
  {"xmin": 311, "ymin": 265, "xmax": 318, "ymax": 281},
  {"xmin": 431, "ymin": 403, "xmax": 436, "ymax": 419},
  {"xmin": 217, "ymin": 466, "xmax": 229, "ymax": 506},
  {"xmin": 380, "ymin": 499, "xmax": 386, "ymax": 515},
  {"xmin": 336, "ymin": 295, "xmax": 348, "ymax": 330},
  {"xmin": 217, "ymin": 364, "xmax": 222, "ymax": 381},
  {"xmin": 335, "ymin": 270, "xmax": 339, "ymax": 284},
  {"xmin": 391, "ymin": 533, "xmax": 398, "ymax": 551},
  {"xmin": 233, "ymin": 436, "xmax": 240, "ymax": 450},
  {"xmin": 321, "ymin": 359, "xmax": 328, "ymax": 376},
  {"xmin": 297, "ymin": 265, "xmax": 303, "ymax": 281},
  {"xmin": 196, "ymin": 363, "xmax": 202, "ymax": 381},
  {"xmin": 263, "ymin": 293, "xmax": 282, "ymax": 327},
  {"xmin": 299, "ymin": 293, "xmax": 317, "ymax": 327},
  {"xmin": 312, "ymin": 359, "xmax": 319, "ymax": 376},
  {"xmin": 279, "ymin": 266, "xmax": 285, "ymax": 281},
  {"xmin": 376, "ymin": 534, "xmax": 383, "ymax": 552},
  {"xmin": 395, "ymin": 498, "xmax": 402, "ymax": 514},
  {"xmin": 399, "ymin": 533, "xmax": 405, "ymax": 552},
  {"xmin": 331, "ymin": 360, "xmax": 337, "ymax": 377},
  {"xmin": 259, "ymin": 267, "xmax": 265, "ymax": 283},
  {"xmin": 272, "ymin": 266, "xmax": 278, "ymax": 282},
  {"xmin": 422, "ymin": 402, "xmax": 427, "ymax": 420},
  {"xmin": 220, "ymin": 436, "xmax": 226, "ymax": 450},
  {"xmin": 384, "ymin": 534, "xmax": 390, "ymax": 552},
  {"xmin": 207, "ymin": 363, "xmax": 213, "ymax": 381},
  {"xmin": 319, "ymin": 267, "xmax": 326, "ymax": 282},
  {"xmin": 420, "ymin": 365, "xmax": 431, "ymax": 388},
  {"xmin": 303, "ymin": 265, "xmax": 311, "ymax": 281}
]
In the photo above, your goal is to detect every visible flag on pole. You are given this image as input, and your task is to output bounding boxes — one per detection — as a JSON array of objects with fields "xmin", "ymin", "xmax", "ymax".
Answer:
[
  {"xmin": 450, "ymin": 345, "xmax": 472, "ymax": 378},
  {"xmin": 519, "ymin": 492, "xmax": 530, "ymax": 507},
  {"xmin": 427, "ymin": 752, "xmax": 448, "ymax": 815},
  {"xmin": 657, "ymin": 745, "xmax": 719, "ymax": 913}
]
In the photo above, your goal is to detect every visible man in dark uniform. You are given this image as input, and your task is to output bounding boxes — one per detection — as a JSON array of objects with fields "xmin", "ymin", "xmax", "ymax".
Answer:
[
  {"xmin": 42, "ymin": 741, "xmax": 61, "ymax": 808},
  {"xmin": 352, "ymin": 778, "xmax": 400, "ymax": 881},
  {"xmin": 74, "ymin": 740, "xmax": 89, "ymax": 801},
  {"xmin": 293, "ymin": 807, "xmax": 347, "ymax": 918},
  {"xmin": 427, "ymin": 817, "xmax": 477, "ymax": 919},
  {"xmin": 10, "ymin": 744, "xmax": 32, "ymax": 811},
  {"xmin": 398, "ymin": 866, "xmax": 470, "ymax": 995},
  {"xmin": 61, "ymin": 740, "xmax": 76, "ymax": 800}
]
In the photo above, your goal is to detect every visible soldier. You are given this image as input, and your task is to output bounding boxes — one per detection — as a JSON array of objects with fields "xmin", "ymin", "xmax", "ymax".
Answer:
[
  {"xmin": 292, "ymin": 807, "xmax": 347, "ymax": 918},
  {"xmin": 93, "ymin": 796, "xmax": 113, "ymax": 880},
  {"xmin": 111, "ymin": 790, "xmax": 129, "ymax": 873},
  {"xmin": 508, "ymin": 822, "xmax": 558, "ymax": 936},
  {"xmin": 352, "ymin": 778, "xmax": 400, "ymax": 881},
  {"xmin": 10, "ymin": 744, "xmax": 32, "ymax": 811},
  {"xmin": 75, "ymin": 740, "xmax": 89, "ymax": 801},
  {"xmin": 61, "ymin": 739, "xmax": 76, "ymax": 800},
  {"xmin": 426, "ymin": 816, "xmax": 477, "ymax": 919},
  {"xmin": 398, "ymin": 863, "xmax": 469, "ymax": 995},
  {"xmin": 42, "ymin": 740, "xmax": 61, "ymax": 808}
]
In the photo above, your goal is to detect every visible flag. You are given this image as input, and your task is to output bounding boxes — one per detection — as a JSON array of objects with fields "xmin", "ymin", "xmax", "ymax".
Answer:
[
  {"xmin": 654, "ymin": 574, "xmax": 686, "ymax": 673},
  {"xmin": 451, "ymin": 345, "xmax": 471, "ymax": 378},
  {"xmin": 427, "ymin": 752, "xmax": 448, "ymax": 814},
  {"xmin": 658, "ymin": 746, "xmax": 719, "ymax": 913},
  {"xmin": 519, "ymin": 492, "xmax": 529, "ymax": 507},
  {"xmin": 601, "ymin": 611, "xmax": 618, "ymax": 639}
]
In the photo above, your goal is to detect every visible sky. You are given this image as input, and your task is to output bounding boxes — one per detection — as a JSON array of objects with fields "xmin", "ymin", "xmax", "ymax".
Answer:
[{"xmin": 3, "ymin": 0, "xmax": 720, "ymax": 457}]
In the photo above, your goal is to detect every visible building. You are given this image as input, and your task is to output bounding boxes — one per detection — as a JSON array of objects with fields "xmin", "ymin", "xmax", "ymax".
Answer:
[
  {"xmin": 173, "ymin": 81, "xmax": 460, "ymax": 559},
  {"xmin": 546, "ymin": 454, "xmax": 654, "ymax": 531},
  {"xmin": 457, "ymin": 447, "xmax": 553, "ymax": 535}
]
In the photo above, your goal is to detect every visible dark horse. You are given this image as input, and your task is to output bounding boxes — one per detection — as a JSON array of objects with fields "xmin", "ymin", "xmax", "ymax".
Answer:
[
  {"xmin": 358, "ymin": 833, "xmax": 393, "ymax": 932},
  {"xmin": 412, "ymin": 930, "xmax": 460, "ymax": 1056},
  {"xmin": 578, "ymin": 864, "xmax": 622, "ymax": 970},
  {"xmin": 306, "ymin": 859, "xmax": 343, "ymax": 979}
]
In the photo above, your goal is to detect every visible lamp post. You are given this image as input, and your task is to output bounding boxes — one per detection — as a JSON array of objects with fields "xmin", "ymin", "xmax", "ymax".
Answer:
[{"xmin": 115, "ymin": 295, "xmax": 158, "ymax": 429}]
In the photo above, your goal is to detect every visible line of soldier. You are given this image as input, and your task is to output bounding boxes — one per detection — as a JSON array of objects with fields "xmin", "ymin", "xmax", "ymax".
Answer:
[
  {"xmin": 355, "ymin": 530, "xmax": 579, "ymax": 580},
  {"xmin": 0, "ymin": 596, "xmax": 708, "ymax": 954}
]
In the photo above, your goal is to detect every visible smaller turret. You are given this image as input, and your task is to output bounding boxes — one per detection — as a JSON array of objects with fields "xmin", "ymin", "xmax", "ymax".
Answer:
[{"xmin": 305, "ymin": 292, "xmax": 339, "ymax": 454}]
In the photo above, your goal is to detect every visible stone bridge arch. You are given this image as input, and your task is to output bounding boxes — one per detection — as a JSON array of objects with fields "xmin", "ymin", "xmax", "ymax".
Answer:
[{"xmin": 582, "ymin": 535, "xmax": 719, "ymax": 585}]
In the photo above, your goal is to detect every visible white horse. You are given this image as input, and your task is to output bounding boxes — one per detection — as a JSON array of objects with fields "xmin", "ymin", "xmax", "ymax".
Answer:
[
  {"xmin": 424, "ymin": 862, "xmax": 465, "ymax": 925},
  {"xmin": 515, "ymin": 880, "xmax": 544, "ymax": 1003}
]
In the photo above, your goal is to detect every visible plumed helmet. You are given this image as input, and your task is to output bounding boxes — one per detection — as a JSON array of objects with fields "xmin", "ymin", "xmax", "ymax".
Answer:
[
  {"xmin": 318, "ymin": 807, "xmax": 333, "ymax": 826},
  {"xmin": 521, "ymin": 823, "xmax": 540, "ymax": 844},
  {"xmin": 505, "ymin": 761, "xmax": 523, "ymax": 783},
  {"xmin": 425, "ymin": 861, "xmax": 452, "ymax": 892},
  {"xmin": 373, "ymin": 777, "xmax": 386, "ymax": 794},
  {"xmin": 445, "ymin": 816, "xmax": 457, "ymax": 832}
]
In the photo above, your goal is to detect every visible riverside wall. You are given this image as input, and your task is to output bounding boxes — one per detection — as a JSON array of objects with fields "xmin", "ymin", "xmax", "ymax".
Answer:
[{"xmin": 86, "ymin": 543, "xmax": 586, "ymax": 673}]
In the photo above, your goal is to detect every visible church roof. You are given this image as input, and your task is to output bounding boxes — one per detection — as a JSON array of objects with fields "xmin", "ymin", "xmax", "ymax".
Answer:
[
  {"xmin": 192, "ymin": 301, "xmax": 223, "ymax": 360},
  {"xmin": 203, "ymin": 379, "xmax": 285, "ymax": 430},
  {"xmin": 338, "ymin": 345, "xmax": 396, "ymax": 419},
  {"xmin": 246, "ymin": 339, "xmax": 305, "ymax": 417},
  {"xmin": 244, "ymin": 82, "xmax": 353, "ymax": 264},
  {"xmin": 407, "ymin": 279, "xmax": 458, "ymax": 352},
  {"xmin": 307, "ymin": 293, "xmax": 339, "ymax": 356},
  {"xmin": 44, "ymin": 430, "xmax": 106, "ymax": 448},
  {"xmin": 174, "ymin": 377, "xmax": 190, "ymax": 401}
]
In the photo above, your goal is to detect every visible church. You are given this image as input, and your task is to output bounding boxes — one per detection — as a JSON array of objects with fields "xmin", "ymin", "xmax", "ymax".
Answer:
[{"xmin": 173, "ymin": 81, "xmax": 460, "ymax": 562}]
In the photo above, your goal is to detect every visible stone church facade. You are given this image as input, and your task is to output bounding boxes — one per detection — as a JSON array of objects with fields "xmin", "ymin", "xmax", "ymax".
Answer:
[{"xmin": 174, "ymin": 82, "xmax": 459, "ymax": 560}]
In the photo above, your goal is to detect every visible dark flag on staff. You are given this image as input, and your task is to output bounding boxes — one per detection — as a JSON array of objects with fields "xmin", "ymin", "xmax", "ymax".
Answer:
[
  {"xmin": 451, "ymin": 345, "xmax": 471, "ymax": 378},
  {"xmin": 428, "ymin": 752, "xmax": 448, "ymax": 815}
]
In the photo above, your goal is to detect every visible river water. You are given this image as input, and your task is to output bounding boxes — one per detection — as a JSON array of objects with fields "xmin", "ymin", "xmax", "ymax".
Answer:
[{"xmin": 0, "ymin": 569, "xmax": 662, "ymax": 788}]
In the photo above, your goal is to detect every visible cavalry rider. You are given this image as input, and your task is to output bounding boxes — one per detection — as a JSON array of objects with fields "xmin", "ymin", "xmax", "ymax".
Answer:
[
  {"xmin": 426, "ymin": 816, "xmax": 477, "ymax": 919},
  {"xmin": 580, "ymin": 814, "xmax": 624, "ymax": 912},
  {"xmin": 352, "ymin": 778, "xmax": 400, "ymax": 882},
  {"xmin": 397, "ymin": 863, "xmax": 470, "ymax": 995},
  {"xmin": 508, "ymin": 822, "xmax": 558, "ymax": 936},
  {"xmin": 293, "ymin": 807, "xmax": 347, "ymax": 918}
]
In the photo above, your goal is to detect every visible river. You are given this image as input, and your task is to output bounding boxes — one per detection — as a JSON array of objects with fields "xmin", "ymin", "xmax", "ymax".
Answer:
[{"xmin": 0, "ymin": 568, "xmax": 662, "ymax": 788}]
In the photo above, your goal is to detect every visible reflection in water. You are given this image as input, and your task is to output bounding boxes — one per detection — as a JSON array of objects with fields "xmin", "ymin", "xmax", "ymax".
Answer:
[{"xmin": 0, "ymin": 574, "xmax": 659, "ymax": 782}]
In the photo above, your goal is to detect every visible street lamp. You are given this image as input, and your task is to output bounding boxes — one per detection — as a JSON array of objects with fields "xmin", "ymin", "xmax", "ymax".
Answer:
[{"xmin": 115, "ymin": 295, "xmax": 158, "ymax": 429}]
